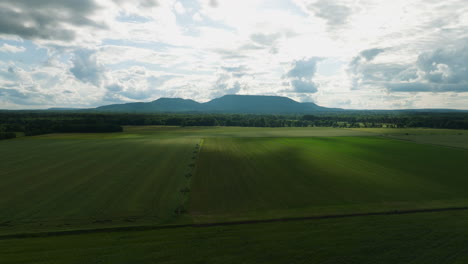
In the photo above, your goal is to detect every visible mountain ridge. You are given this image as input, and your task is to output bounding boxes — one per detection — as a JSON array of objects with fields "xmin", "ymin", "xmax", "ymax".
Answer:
[{"xmin": 93, "ymin": 94, "xmax": 336, "ymax": 114}]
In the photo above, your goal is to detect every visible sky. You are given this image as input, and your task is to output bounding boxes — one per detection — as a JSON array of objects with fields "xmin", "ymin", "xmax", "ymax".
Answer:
[{"xmin": 0, "ymin": 0, "xmax": 467, "ymax": 110}]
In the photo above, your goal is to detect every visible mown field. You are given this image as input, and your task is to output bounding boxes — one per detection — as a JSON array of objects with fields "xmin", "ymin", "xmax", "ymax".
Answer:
[
  {"xmin": 0, "ymin": 133, "xmax": 199, "ymax": 235},
  {"xmin": 351, "ymin": 128, "xmax": 468, "ymax": 149},
  {"xmin": 3, "ymin": 210, "xmax": 468, "ymax": 264},
  {"xmin": 189, "ymin": 136, "xmax": 468, "ymax": 222},
  {"xmin": 1, "ymin": 126, "xmax": 468, "ymax": 263},
  {"xmin": 126, "ymin": 125, "xmax": 376, "ymax": 137}
]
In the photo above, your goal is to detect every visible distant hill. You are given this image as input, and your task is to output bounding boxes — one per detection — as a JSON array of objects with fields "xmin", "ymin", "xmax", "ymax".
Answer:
[
  {"xmin": 203, "ymin": 95, "xmax": 330, "ymax": 113},
  {"xmin": 93, "ymin": 95, "xmax": 336, "ymax": 114},
  {"xmin": 95, "ymin": 98, "xmax": 201, "ymax": 113}
]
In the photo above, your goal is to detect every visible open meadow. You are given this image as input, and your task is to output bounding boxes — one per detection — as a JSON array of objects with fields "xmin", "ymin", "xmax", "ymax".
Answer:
[{"xmin": 1, "ymin": 126, "xmax": 468, "ymax": 263}]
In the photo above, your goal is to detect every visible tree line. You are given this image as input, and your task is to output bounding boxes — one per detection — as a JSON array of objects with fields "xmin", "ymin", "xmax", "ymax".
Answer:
[{"xmin": 0, "ymin": 111, "xmax": 467, "ymax": 138}]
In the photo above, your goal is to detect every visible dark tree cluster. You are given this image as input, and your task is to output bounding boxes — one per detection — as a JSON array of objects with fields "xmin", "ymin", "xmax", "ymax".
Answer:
[
  {"xmin": 0, "ymin": 132, "xmax": 16, "ymax": 140},
  {"xmin": 0, "ymin": 112, "xmax": 123, "ymax": 136}
]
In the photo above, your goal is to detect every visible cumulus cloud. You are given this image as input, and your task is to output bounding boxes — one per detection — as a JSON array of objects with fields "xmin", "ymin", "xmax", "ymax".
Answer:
[
  {"xmin": 212, "ymin": 74, "xmax": 242, "ymax": 96},
  {"xmin": 292, "ymin": 0, "xmax": 354, "ymax": 29},
  {"xmin": 360, "ymin": 48, "xmax": 386, "ymax": 61},
  {"xmin": 289, "ymin": 79, "xmax": 318, "ymax": 93},
  {"xmin": 349, "ymin": 44, "xmax": 468, "ymax": 93},
  {"xmin": 305, "ymin": 0, "xmax": 352, "ymax": 27},
  {"xmin": 287, "ymin": 57, "xmax": 321, "ymax": 79},
  {"xmin": 349, "ymin": 48, "xmax": 385, "ymax": 70},
  {"xmin": 102, "ymin": 66, "xmax": 180, "ymax": 103},
  {"xmin": 416, "ymin": 46, "xmax": 468, "ymax": 85},
  {"xmin": 348, "ymin": 48, "xmax": 387, "ymax": 88},
  {"xmin": 208, "ymin": 65, "xmax": 251, "ymax": 97},
  {"xmin": 70, "ymin": 49, "xmax": 104, "ymax": 86},
  {"xmin": 384, "ymin": 45, "xmax": 468, "ymax": 93},
  {"xmin": 284, "ymin": 57, "xmax": 321, "ymax": 93}
]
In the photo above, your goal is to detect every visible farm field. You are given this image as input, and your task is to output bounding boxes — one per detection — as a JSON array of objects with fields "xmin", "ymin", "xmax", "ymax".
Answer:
[
  {"xmin": 124, "ymin": 125, "xmax": 376, "ymax": 137},
  {"xmin": 1, "ymin": 126, "xmax": 468, "ymax": 263},
  {"xmin": 350, "ymin": 128, "xmax": 467, "ymax": 135},
  {"xmin": 351, "ymin": 128, "xmax": 468, "ymax": 149},
  {"xmin": 3, "ymin": 210, "xmax": 468, "ymax": 264},
  {"xmin": 189, "ymin": 136, "xmax": 468, "ymax": 222},
  {"xmin": 390, "ymin": 134, "xmax": 468, "ymax": 149},
  {"xmin": 0, "ymin": 134, "xmax": 199, "ymax": 235}
]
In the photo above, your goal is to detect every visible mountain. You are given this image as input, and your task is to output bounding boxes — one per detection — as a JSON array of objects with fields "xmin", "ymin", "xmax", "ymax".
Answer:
[
  {"xmin": 95, "ymin": 98, "xmax": 202, "ymax": 113},
  {"xmin": 92, "ymin": 95, "xmax": 334, "ymax": 114},
  {"xmin": 203, "ymin": 95, "xmax": 329, "ymax": 113}
]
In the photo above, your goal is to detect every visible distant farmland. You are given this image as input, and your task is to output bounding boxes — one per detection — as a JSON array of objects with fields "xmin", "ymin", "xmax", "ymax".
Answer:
[{"xmin": 1, "ymin": 126, "xmax": 468, "ymax": 263}]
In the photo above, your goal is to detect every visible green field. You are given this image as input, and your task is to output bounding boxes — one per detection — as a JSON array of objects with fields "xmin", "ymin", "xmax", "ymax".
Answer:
[
  {"xmin": 126, "ymin": 126, "xmax": 376, "ymax": 137},
  {"xmin": 3, "ymin": 210, "xmax": 468, "ymax": 264},
  {"xmin": 189, "ymin": 136, "xmax": 468, "ymax": 222},
  {"xmin": 351, "ymin": 128, "xmax": 468, "ymax": 149},
  {"xmin": 1, "ymin": 126, "xmax": 468, "ymax": 263},
  {"xmin": 0, "ymin": 134, "xmax": 199, "ymax": 234}
]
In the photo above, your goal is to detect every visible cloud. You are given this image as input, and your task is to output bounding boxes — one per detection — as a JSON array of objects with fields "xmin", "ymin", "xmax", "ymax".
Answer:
[
  {"xmin": 416, "ymin": 45, "xmax": 468, "ymax": 85},
  {"xmin": 209, "ymin": 0, "xmax": 218, "ymax": 8},
  {"xmin": 385, "ymin": 82, "xmax": 468, "ymax": 92},
  {"xmin": 360, "ymin": 48, "xmax": 386, "ymax": 61},
  {"xmin": 285, "ymin": 57, "xmax": 321, "ymax": 93},
  {"xmin": 174, "ymin": 1, "xmax": 186, "ymax": 14},
  {"xmin": 249, "ymin": 33, "xmax": 282, "ymax": 54},
  {"xmin": 293, "ymin": 0, "xmax": 352, "ymax": 28},
  {"xmin": 139, "ymin": 0, "xmax": 159, "ymax": 8},
  {"xmin": 306, "ymin": 0, "xmax": 352, "ymax": 27},
  {"xmin": 250, "ymin": 33, "xmax": 280, "ymax": 46},
  {"xmin": 349, "ymin": 48, "xmax": 385, "ymax": 71},
  {"xmin": 348, "ymin": 48, "xmax": 389, "ymax": 88},
  {"xmin": 70, "ymin": 49, "xmax": 103, "ymax": 86},
  {"xmin": 0, "ymin": 0, "xmax": 104, "ymax": 41},
  {"xmin": 0, "ymin": 43, "xmax": 26, "ymax": 53},
  {"xmin": 384, "ymin": 45, "xmax": 468, "ymax": 92},
  {"xmin": 209, "ymin": 65, "xmax": 251, "ymax": 97},
  {"xmin": 1, "ymin": 0, "xmax": 468, "ymax": 109},
  {"xmin": 349, "ymin": 44, "xmax": 468, "ymax": 93},
  {"xmin": 287, "ymin": 57, "xmax": 321, "ymax": 79},
  {"xmin": 220, "ymin": 65, "xmax": 249, "ymax": 77},
  {"xmin": 211, "ymin": 74, "xmax": 242, "ymax": 97},
  {"xmin": 102, "ymin": 66, "xmax": 179, "ymax": 103},
  {"xmin": 290, "ymin": 79, "xmax": 318, "ymax": 93}
]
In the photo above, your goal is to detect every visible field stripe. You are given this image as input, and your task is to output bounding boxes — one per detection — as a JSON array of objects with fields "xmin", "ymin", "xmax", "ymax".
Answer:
[{"xmin": 2, "ymin": 206, "xmax": 468, "ymax": 240}]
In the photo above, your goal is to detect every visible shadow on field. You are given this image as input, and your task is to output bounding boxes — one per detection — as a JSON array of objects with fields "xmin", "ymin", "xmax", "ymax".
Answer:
[{"xmin": 187, "ymin": 137, "xmax": 468, "ymax": 223}]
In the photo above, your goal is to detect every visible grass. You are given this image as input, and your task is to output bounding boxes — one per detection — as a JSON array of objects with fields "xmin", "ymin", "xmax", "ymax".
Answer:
[
  {"xmin": 124, "ymin": 126, "xmax": 375, "ymax": 137},
  {"xmin": 351, "ymin": 128, "xmax": 468, "ymax": 149},
  {"xmin": 350, "ymin": 128, "xmax": 467, "ymax": 135},
  {"xmin": 189, "ymin": 136, "xmax": 468, "ymax": 222},
  {"xmin": 1, "ymin": 127, "xmax": 370, "ymax": 235},
  {"xmin": 393, "ymin": 135, "xmax": 468, "ymax": 149},
  {"xmin": 3, "ymin": 210, "xmax": 468, "ymax": 264},
  {"xmin": 1, "ymin": 126, "xmax": 468, "ymax": 263},
  {"xmin": 0, "ymin": 134, "xmax": 198, "ymax": 235}
]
